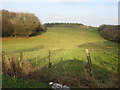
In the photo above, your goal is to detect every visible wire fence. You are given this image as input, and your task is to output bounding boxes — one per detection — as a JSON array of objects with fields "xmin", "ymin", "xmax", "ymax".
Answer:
[
  {"xmin": 1, "ymin": 48, "xmax": 118, "ymax": 88},
  {"xmin": 2, "ymin": 48, "xmax": 118, "ymax": 69}
]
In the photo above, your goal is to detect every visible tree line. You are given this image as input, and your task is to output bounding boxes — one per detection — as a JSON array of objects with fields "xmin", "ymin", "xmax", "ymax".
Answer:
[
  {"xmin": 1, "ymin": 10, "xmax": 47, "ymax": 37},
  {"xmin": 44, "ymin": 22, "xmax": 84, "ymax": 27},
  {"xmin": 98, "ymin": 25, "xmax": 120, "ymax": 43}
]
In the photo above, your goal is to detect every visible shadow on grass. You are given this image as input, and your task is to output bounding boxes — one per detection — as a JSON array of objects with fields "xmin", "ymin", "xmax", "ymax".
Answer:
[
  {"xmin": 27, "ymin": 59, "xmax": 118, "ymax": 88},
  {"xmin": 5, "ymin": 45, "xmax": 44, "ymax": 54},
  {"xmin": 78, "ymin": 41, "xmax": 118, "ymax": 49}
]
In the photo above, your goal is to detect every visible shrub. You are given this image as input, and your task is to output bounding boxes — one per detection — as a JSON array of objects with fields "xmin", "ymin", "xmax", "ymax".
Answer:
[
  {"xmin": 99, "ymin": 25, "xmax": 120, "ymax": 43},
  {"xmin": 1, "ymin": 9, "xmax": 46, "ymax": 37},
  {"xmin": 2, "ymin": 18, "xmax": 14, "ymax": 37}
]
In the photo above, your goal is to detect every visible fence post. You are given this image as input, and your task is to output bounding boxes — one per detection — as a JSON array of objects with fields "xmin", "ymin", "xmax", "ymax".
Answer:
[
  {"xmin": 2, "ymin": 51, "xmax": 6, "ymax": 75},
  {"xmin": 49, "ymin": 50, "xmax": 51, "ymax": 68},
  {"xmin": 20, "ymin": 52, "xmax": 23, "ymax": 67},
  {"xmin": 85, "ymin": 49, "xmax": 92, "ymax": 77}
]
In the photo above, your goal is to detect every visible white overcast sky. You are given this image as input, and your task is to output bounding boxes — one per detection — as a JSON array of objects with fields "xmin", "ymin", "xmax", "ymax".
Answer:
[
  {"xmin": 1, "ymin": 0, "xmax": 119, "ymax": 2},
  {"xmin": 1, "ymin": 0, "xmax": 119, "ymax": 27}
]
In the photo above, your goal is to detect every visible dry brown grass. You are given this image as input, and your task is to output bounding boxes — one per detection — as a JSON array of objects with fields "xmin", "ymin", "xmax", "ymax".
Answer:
[{"xmin": 2, "ymin": 53, "xmax": 35, "ymax": 78}]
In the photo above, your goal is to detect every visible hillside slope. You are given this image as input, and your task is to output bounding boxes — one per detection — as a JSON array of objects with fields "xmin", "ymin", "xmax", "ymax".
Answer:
[
  {"xmin": 2, "ymin": 27, "xmax": 118, "ymax": 88},
  {"xmin": 3, "ymin": 27, "xmax": 118, "ymax": 51}
]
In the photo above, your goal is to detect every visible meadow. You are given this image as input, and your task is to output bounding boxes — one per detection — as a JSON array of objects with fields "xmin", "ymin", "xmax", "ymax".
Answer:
[{"xmin": 2, "ymin": 26, "xmax": 119, "ymax": 88}]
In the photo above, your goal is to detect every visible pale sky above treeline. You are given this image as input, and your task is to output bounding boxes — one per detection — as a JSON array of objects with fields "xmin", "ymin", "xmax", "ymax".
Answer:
[{"xmin": 1, "ymin": 0, "xmax": 119, "ymax": 27}]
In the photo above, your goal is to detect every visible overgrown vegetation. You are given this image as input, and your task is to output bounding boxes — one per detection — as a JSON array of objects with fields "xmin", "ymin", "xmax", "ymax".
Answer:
[
  {"xmin": 2, "ymin": 52, "xmax": 51, "ymax": 88},
  {"xmin": 1, "ymin": 10, "xmax": 46, "ymax": 37},
  {"xmin": 98, "ymin": 25, "xmax": 120, "ymax": 43}
]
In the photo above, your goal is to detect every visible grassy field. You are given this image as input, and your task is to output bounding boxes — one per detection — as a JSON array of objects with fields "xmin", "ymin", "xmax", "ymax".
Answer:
[
  {"xmin": 2, "ymin": 27, "xmax": 106, "ymax": 51},
  {"xmin": 2, "ymin": 26, "xmax": 119, "ymax": 88}
]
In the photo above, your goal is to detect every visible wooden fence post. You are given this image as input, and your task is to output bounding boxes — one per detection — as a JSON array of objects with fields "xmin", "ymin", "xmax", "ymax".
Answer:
[
  {"xmin": 20, "ymin": 52, "xmax": 23, "ymax": 67},
  {"xmin": 85, "ymin": 49, "xmax": 92, "ymax": 77},
  {"xmin": 49, "ymin": 50, "xmax": 52, "ymax": 68}
]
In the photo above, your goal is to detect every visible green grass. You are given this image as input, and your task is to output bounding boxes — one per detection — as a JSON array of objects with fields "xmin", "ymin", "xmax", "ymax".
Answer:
[
  {"xmin": 2, "ymin": 27, "xmax": 106, "ymax": 51},
  {"xmin": 2, "ymin": 27, "xmax": 119, "ymax": 88},
  {"xmin": 2, "ymin": 75, "xmax": 51, "ymax": 88}
]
